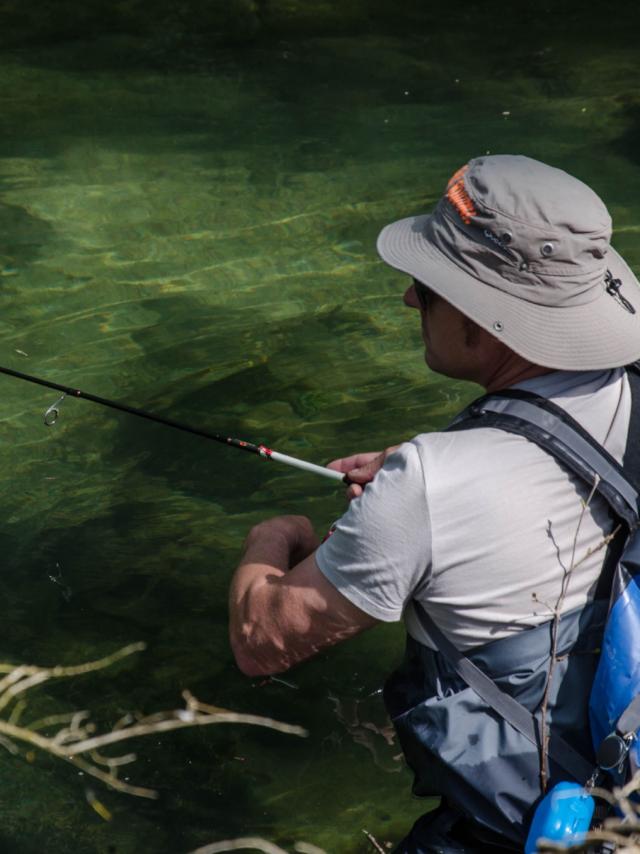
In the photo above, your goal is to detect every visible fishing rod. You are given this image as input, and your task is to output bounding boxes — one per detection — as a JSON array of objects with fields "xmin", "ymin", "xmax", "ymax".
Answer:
[{"xmin": 0, "ymin": 365, "xmax": 346, "ymax": 483}]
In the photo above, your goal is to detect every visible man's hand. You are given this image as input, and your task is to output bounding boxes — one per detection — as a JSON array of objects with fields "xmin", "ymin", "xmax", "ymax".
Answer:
[
  {"xmin": 229, "ymin": 514, "xmax": 377, "ymax": 676},
  {"xmin": 327, "ymin": 446, "xmax": 401, "ymax": 499},
  {"xmin": 241, "ymin": 515, "xmax": 320, "ymax": 569}
]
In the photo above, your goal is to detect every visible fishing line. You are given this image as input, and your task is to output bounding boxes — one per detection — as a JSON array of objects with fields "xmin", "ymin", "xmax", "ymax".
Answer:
[{"xmin": 0, "ymin": 365, "xmax": 346, "ymax": 483}]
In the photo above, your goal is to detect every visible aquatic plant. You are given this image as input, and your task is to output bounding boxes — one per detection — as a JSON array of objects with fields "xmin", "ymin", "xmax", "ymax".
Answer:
[{"xmin": 0, "ymin": 642, "xmax": 306, "ymax": 799}]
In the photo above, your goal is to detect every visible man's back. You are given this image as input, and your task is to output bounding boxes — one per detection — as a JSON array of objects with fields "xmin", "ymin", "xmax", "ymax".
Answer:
[{"xmin": 318, "ymin": 368, "xmax": 631, "ymax": 651}]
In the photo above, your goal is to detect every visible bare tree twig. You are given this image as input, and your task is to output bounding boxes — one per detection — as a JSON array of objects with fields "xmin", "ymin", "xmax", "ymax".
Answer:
[
  {"xmin": 362, "ymin": 828, "xmax": 387, "ymax": 853},
  {"xmin": 539, "ymin": 477, "xmax": 604, "ymax": 790},
  {"xmin": 537, "ymin": 828, "xmax": 639, "ymax": 852},
  {"xmin": 294, "ymin": 843, "xmax": 328, "ymax": 854},
  {"xmin": 0, "ymin": 643, "xmax": 146, "ymax": 713},
  {"xmin": 188, "ymin": 838, "xmax": 290, "ymax": 854},
  {"xmin": 53, "ymin": 711, "xmax": 306, "ymax": 756},
  {"xmin": 187, "ymin": 837, "xmax": 328, "ymax": 854},
  {"xmin": 0, "ymin": 644, "xmax": 307, "ymax": 799}
]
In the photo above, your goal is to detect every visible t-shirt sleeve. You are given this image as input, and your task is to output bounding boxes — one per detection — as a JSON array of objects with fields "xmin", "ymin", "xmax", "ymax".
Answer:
[{"xmin": 315, "ymin": 441, "xmax": 432, "ymax": 622}]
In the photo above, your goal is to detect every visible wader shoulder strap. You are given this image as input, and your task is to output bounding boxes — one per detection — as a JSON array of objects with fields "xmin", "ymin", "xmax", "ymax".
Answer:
[
  {"xmin": 618, "ymin": 694, "xmax": 640, "ymax": 738},
  {"xmin": 595, "ymin": 364, "xmax": 640, "ymax": 599},
  {"xmin": 623, "ymin": 362, "xmax": 640, "ymax": 486},
  {"xmin": 413, "ymin": 601, "xmax": 595, "ymax": 784},
  {"xmin": 448, "ymin": 391, "xmax": 639, "ymax": 528}
]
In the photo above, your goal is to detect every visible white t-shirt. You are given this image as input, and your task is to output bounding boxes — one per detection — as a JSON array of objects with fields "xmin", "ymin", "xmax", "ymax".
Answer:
[{"xmin": 316, "ymin": 369, "xmax": 631, "ymax": 651}]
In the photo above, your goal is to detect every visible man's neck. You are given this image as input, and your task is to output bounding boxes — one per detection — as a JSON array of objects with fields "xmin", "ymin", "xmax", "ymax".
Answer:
[{"xmin": 482, "ymin": 362, "xmax": 555, "ymax": 394}]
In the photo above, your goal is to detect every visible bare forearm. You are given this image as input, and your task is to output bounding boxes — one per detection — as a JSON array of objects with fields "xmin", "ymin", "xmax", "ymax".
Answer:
[
  {"xmin": 238, "ymin": 527, "xmax": 294, "ymax": 575},
  {"xmin": 228, "ymin": 516, "xmax": 320, "ymax": 675},
  {"xmin": 228, "ymin": 530, "xmax": 288, "ymax": 634},
  {"xmin": 230, "ymin": 519, "xmax": 315, "ymax": 608}
]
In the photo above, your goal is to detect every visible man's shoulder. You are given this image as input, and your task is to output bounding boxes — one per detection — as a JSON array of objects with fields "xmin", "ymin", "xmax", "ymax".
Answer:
[
  {"xmin": 410, "ymin": 368, "xmax": 630, "ymax": 483},
  {"xmin": 411, "ymin": 423, "xmax": 534, "ymax": 473},
  {"xmin": 504, "ymin": 367, "xmax": 630, "ymax": 460}
]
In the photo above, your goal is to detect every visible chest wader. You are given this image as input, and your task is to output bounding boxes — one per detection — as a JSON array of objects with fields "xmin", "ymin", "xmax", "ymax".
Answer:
[{"xmin": 387, "ymin": 366, "xmax": 640, "ymax": 854}]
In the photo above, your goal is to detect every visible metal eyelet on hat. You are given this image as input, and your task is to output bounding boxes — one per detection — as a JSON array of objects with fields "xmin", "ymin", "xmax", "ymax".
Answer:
[
  {"xmin": 541, "ymin": 242, "xmax": 554, "ymax": 257},
  {"xmin": 493, "ymin": 321, "xmax": 504, "ymax": 332},
  {"xmin": 500, "ymin": 231, "xmax": 513, "ymax": 244}
]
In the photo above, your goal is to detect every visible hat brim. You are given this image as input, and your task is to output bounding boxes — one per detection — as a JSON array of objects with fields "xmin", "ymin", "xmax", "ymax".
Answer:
[{"xmin": 377, "ymin": 214, "xmax": 640, "ymax": 370}]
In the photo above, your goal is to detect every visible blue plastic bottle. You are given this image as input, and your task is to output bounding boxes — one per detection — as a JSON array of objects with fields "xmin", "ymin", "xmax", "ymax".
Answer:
[{"xmin": 524, "ymin": 782, "xmax": 595, "ymax": 853}]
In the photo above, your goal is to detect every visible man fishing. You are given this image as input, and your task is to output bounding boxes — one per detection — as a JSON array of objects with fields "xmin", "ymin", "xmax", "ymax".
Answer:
[{"xmin": 228, "ymin": 155, "xmax": 640, "ymax": 852}]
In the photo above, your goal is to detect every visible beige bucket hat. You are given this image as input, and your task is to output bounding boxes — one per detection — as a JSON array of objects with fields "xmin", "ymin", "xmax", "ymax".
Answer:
[{"xmin": 377, "ymin": 155, "xmax": 640, "ymax": 370}]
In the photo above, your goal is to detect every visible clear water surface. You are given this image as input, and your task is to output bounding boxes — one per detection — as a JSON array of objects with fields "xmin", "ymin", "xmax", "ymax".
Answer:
[{"xmin": 1, "ymin": 4, "xmax": 640, "ymax": 852}]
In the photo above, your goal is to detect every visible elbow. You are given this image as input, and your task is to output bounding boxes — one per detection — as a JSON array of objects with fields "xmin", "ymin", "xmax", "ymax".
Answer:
[
  {"xmin": 234, "ymin": 654, "xmax": 273, "ymax": 678},
  {"xmin": 230, "ymin": 627, "xmax": 286, "ymax": 678},
  {"xmin": 229, "ymin": 580, "xmax": 291, "ymax": 677},
  {"xmin": 231, "ymin": 642, "xmax": 271, "ymax": 677}
]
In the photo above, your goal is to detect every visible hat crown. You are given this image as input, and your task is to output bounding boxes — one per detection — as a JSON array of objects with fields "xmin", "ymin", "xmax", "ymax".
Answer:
[{"xmin": 464, "ymin": 155, "xmax": 612, "ymax": 250}]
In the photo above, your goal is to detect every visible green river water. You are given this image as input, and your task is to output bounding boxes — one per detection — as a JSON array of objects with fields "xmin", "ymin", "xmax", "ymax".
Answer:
[{"xmin": 1, "ymin": 3, "xmax": 640, "ymax": 851}]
